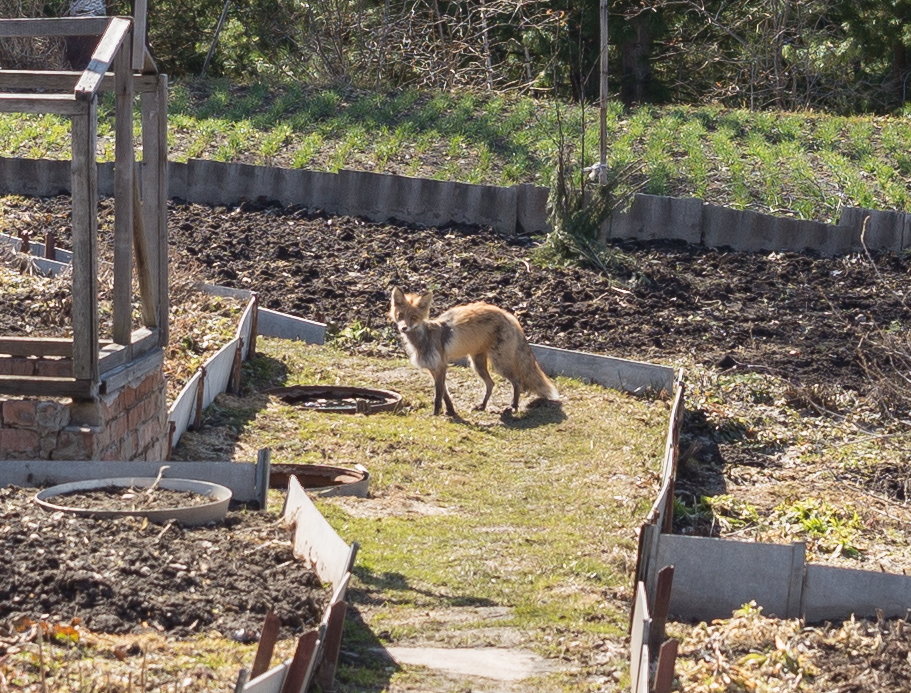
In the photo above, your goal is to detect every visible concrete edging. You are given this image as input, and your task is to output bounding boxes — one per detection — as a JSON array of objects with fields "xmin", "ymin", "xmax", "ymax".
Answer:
[{"xmin": 2, "ymin": 156, "xmax": 908, "ymax": 253}]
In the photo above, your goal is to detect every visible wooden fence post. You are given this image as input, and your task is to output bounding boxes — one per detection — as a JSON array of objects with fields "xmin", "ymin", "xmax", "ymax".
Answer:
[{"xmin": 250, "ymin": 610, "xmax": 280, "ymax": 679}]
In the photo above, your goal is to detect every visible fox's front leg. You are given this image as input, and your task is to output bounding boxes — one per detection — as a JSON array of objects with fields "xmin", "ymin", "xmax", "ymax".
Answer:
[{"xmin": 430, "ymin": 366, "xmax": 456, "ymax": 416}]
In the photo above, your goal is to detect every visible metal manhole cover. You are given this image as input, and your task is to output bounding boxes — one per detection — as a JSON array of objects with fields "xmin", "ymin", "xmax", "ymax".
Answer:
[
  {"xmin": 265, "ymin": 385, "xmax": 402, "ymax": 414},
  {"xmin": 269, "ymin": 463, "xmax": 369, "ymax": 497}
]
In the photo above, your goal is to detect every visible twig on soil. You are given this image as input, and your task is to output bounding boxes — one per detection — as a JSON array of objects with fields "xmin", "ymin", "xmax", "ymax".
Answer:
[
  {"xmin": 144, "ymin": 465, "xmax": 171, "ymax": 498},
  {"xmin": 155, "ymin": 519, "xmax": 176, "ymax": 543},
  {"xmin": 243, "ymin": 539, "xmax": 288, "ymax": 555},
  {"xmin": 832, "ymin": 431, "xmax": 911, "ymax": 449}
]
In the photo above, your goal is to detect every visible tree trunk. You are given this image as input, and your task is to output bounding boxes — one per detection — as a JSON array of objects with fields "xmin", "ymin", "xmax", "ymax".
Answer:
[{"xmin": 620, "ymin": 12, "xmax": 653, "ymax": 106}]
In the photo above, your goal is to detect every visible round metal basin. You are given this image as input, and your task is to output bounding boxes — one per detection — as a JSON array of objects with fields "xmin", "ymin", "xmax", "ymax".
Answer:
[
  {"xmin": 35, "ymin": 477, "xmax": 232, "ymax": 526},
  {"xmin": 265, "ymin": 385, "xmax": 402, "ymax": 414},
  {"xmin": 270, "ymin": 463, "xmax": 369, "ymax": 497}
]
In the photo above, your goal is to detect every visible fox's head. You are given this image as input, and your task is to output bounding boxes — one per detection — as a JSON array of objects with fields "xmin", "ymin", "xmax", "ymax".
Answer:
[{"xmin": 389, "ymin": 287, "xmax": 432, "ymax": 335}]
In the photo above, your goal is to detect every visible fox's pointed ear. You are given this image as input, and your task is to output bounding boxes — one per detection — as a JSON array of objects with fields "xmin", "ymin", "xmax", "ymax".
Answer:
[
  {"xmin": 416, "ymin": 291, "xmax": 433, "ymax": 313},
  {"xmin": 391, "ymin": 286, "xmax": 405, "ymax": 306}
]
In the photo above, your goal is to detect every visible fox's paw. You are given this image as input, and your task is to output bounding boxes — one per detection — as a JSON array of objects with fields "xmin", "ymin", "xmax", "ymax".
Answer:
[{"xmin": 472, "ymin": 403, "xmax": 488, "ymax": 412}]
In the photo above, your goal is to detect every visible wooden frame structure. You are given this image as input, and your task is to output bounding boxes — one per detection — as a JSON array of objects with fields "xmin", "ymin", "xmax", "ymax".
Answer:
[{"xmin": 0, "ymin": 5, "xmax": 167, "ymax": 401}]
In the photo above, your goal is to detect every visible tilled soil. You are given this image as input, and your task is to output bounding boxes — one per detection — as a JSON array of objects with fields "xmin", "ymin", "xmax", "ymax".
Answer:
[
  {"xmin": 5, "ymin": 195, "xmax": 909, "ymax": 394},
  {"xmin": 0, "ymin": 486, "xmax": 327, "ymax": 642},
  {"xmin": 4, "ymin": 195, "xmax": 911, "ymax": 689},
  {"xmin": 161, "ymin": 199, "xmax": 910, "ymax": 397}
]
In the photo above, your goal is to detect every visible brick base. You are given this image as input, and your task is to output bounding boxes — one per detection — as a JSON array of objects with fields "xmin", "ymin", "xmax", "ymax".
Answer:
[{"xmin": 0, "ymin": 360, "xmax": 167, "ymax": 461}]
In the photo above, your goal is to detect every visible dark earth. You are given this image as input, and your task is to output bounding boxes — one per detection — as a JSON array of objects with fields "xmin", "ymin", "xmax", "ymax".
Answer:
[
  {"xmin": 166, "ymin": 200, "xmax": 911, "ymax": 398},
  {"xmin": 0, "ymin": 486, "xmax": 327, "ymax": 644},
  {"xmin": 3, "ymin": 195, "xmax": 911, "ymax": 689},
  {"xmin": 53, "ymin": 486, "xmax": 214, "ymax": 511},
  {"xmin": 4, "ymin": 195, "xmax": 909, "ymax": 397}
]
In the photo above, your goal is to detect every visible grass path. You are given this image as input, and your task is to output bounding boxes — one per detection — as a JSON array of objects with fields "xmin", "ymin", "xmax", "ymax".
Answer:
[{"xmin": 175, "ymin": 338, "xmax": 669, "ymax": 690}]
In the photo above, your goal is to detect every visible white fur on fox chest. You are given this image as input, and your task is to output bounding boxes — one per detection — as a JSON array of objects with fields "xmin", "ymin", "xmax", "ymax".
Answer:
[{"xmin": 401, "ymin": 324, "xmax": 446, "ymax": 372}]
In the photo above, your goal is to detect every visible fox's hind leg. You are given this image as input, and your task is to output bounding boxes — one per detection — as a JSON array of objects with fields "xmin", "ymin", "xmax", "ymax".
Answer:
[
  {"xmin": 469, "ymin": 353, "xmax": 495, "ymax": 411},
  {"xmin": 509, "ymin": 380, "xmax": 520, "ymax": 410},
  {"xmin": 430, "ymin": 365, "xmax": 456, "ymax": 416}
]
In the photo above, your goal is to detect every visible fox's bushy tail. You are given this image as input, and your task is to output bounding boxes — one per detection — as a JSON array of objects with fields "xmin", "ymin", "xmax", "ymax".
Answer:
[
  {"xmin": 523, "ymin": 357, "xmax": 560, "ymax": 401},
  {"xmin": 493, "ymin": 339, "xmax": 560, "ymax": 401}
]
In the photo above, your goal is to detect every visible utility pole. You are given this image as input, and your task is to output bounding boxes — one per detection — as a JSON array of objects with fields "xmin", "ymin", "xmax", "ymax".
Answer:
[{"xmin": 598, "ymin": 0, "xmax": 609, "ymax": 183}]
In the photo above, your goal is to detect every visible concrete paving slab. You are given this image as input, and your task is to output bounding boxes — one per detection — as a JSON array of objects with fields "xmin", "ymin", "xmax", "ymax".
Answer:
[{"xmin": 380, "ymin": 646, "xmax": 558, "ymax": 682}]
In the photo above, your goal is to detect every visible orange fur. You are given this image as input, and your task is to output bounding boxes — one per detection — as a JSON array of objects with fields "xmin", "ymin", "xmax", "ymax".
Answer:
[{"xmin": 389, "ymin": 287, "xmax": 560, "ymax": 416}]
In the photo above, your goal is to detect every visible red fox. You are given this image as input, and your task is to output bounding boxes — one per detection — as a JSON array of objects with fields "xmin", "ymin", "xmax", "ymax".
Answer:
[{"xmin": 389, "ymin": 287, "xmax": 560, "ymax": 416}]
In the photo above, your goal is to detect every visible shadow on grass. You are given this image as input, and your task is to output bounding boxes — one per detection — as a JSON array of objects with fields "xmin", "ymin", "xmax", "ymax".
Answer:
[
  {"xmin": 336, "ymin": 566, "xmax": 500, "ymax": 691},
  {"xmin": 499, "ymin": 400, "xmax": 567, "ymax": 429},
  {"xmin": 169, "ymin": 353, "xmax": 289, "ymax": 461},
  {"xmin": 351, "ymin": 566, "xmax": 498, "ymax": 609},
  {"xmin": 335, "ymin": 605, "xmax": 401, "ymax": 692}
]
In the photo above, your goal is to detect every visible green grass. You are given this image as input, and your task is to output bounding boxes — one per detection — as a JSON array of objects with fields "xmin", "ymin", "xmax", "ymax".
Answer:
[
  {"xmin": 7, "ymin": 79, "xmax": 911, "ymax": 222},
  {"xmin": 174, "ymin": 338, "xmax": 669, "ymax": 690}
]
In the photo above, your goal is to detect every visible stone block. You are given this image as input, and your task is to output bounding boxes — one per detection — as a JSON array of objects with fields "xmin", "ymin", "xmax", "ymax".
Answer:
[
  {"xmin": 3, "ymin": 400, "xmax": 37, "ymax": 428},
  {"xmin": 51, "ymin": 426, "xmax": 98, "ymax": 460},
  {"xmin": 1, "ymin": 427, "xmax": 40, "ymax": 458},
  {"xmin": 35, "ymin": 401, "xmax": 69, "ymax": 431}
]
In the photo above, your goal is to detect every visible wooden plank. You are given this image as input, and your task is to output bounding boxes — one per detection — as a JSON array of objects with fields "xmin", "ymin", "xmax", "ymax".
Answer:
[
  {"xmin": 233, "ymin": 669, "xmax": 250, "ymax": 693},
  {"xmin": 0, "ymin": 337, "xmax": 73, "ymax": 357},
  {"xmin": 141, "ymin": 75, "xmax": 168, "ymax": 347},
  {"xmin": 649, "ymin": 565, "xmax": 674, "ymax": 654},
  {"xmin": 254, "ymin": 448, "xmax": 271, "ymax": 510},
  {"xmin": 279, "ymin": 629, "xmax": 320, "ymax": 693},
  {"xmin": 0, "ymin": 70, "xmax": 161, "ymax": 92},
  {"xmin": 75, "ymin": 17, "xmax": 131, "ymax": 101},
  {"xmin": 0, "ymin": 374, "xmax": 94, "ymax": 398},
  {"xmin": 249, "ymin": 294, "xmax": 259, "ymax": 357},
  {"xmin": 132, "ymin": 0, "xmax": 148, "ymax": 72},
  {"xmin": 251, "ymin": 611, "xmax": 280, "ymax": 679},
  {"xmin": 99, "ymin": 347, "xmax": 162, "ymax": 394},
  {"xmin": 192, "ymin": 365, "xmax": 207, "ymax": 430},
  {"xmin": 285, "ymin": 475, "xmax": 356, "ymax": 588},
  {"xmin": 141, "ymin": 45, "xmax": 157, "ymax": 73},
  {"xmin": 243, "ymin": 662, "xmax": 287, "ymax": 693},
  {"xmin": 167, "ymin": 369, "xmax": 200, "ymax": 448},
  {"xmin": 653, "ymin": 639, "xmax": 679, "ymax": 693},
  {"xmin": 98, "ymin": 342, "xmax": 129, "ymax": 373},
  {"xmin": 129, "ymin": 326, "xmax": 159, "ymax": 360},
  {"xmin": 98, "ymin": 328, "xmax": 159, "ymax": 374},
  {"xmin": 112, "ymin": 35, "xmax": 134, "ymax": 345},
  {"xmin": 132, "ymin": 170, "xmax": 157, "ymax": 328},
  {"xmin": 70, "ymin": 103, "xmax": 99, "ymax": 382},
  {"xmin": 0, "ymin": 93, "xmax": 82, "ymax": 115},
  {"xmin": 531, "ymin": 343, "xmax": 675, "ymax": 394},
  {"xmin": 0, "ymin": 17, "xmax": 108, "ymax": 37},
  {"xmin": 313, "ymin": 600, "xmax": 348, "ymax": 690},
  {"xmin": 229, "ymin": 339, "xmax": 243, "ymax": 393},
  {"xmin": 256, "ymin": 308, "xmax": 326, "ymax": 344},
  {"xmin": 785, "ymin": 541, "xmax": 806, "ymax": 618}
]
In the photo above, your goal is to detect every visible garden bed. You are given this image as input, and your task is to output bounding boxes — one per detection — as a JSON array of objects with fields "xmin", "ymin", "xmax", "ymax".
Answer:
[
  {"xmin": 0, "ymin": 486, "xmax": 328, "ymax": 690},
  {"xmin": 4, "ymin": 194, "xmax": 911, "ymax": 688},
  {"xmin": 0, "ymin": 241, "xmax": 244, "ymax": 405}
]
